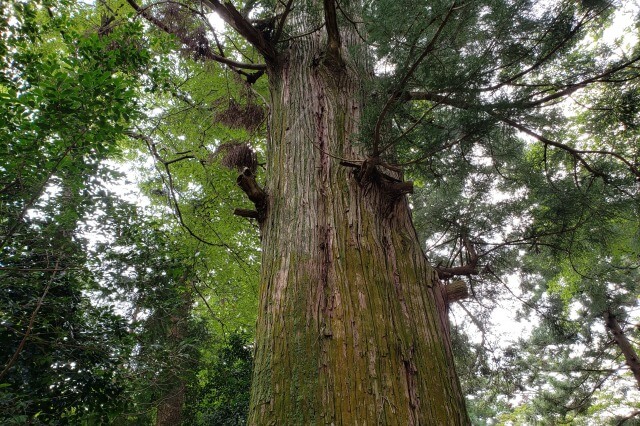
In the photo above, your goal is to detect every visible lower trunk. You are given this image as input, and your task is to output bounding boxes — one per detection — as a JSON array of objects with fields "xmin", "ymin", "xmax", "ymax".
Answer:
[{"xmin": 247, "ymin": 29, "xmax": 468, "ymax": 424}]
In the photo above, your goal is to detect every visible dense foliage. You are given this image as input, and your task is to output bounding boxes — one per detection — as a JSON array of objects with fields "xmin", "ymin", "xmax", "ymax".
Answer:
[{"xmin": 1, "ymin": 1, "xmax": 257, "ymax": 424}]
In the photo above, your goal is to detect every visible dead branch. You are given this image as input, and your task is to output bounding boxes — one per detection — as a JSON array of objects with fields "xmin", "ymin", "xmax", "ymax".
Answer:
[
  {"xmin": 435, "ymin": 235, "xmax": 479, "ymax": 279},
  {"xmin": 233, "ymin": 208, "xmax": 260, "ymax": 219}
]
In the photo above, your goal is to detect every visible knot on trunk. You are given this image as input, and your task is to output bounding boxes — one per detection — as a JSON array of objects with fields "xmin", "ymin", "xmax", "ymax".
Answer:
[{"xmin": 235, "ymin": 167, "xmax": 268, "ymax": 223}]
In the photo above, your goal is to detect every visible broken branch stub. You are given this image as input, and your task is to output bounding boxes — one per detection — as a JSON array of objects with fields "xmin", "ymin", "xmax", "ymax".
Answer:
[
  {"xmin": 444, "ymin": 280, "xmax": 469, "ymax": 304},
  {"xmin": 236, "ymin": 167, "xmax": 267, "ymax": 222},
  {"xmin": 341, "ymin": 157, "xmax": 414, "ymax": 214}
]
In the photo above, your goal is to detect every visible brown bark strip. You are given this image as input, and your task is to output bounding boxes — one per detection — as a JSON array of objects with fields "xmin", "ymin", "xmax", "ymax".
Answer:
[{"xmin": 604, "ymin": 310, "xmax": 640, "ymax": 389}]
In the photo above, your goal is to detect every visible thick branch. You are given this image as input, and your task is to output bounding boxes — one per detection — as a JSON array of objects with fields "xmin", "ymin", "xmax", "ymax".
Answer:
[
  {"xmin": 385, "ymin": 180, "xmax": 414, "ymax": 195},
  {"xmin": 200, "ymin": 0, "xmax": 276, "ymax": 61},
  {"xmin": 237, "ymin": 168, "xmax": 266, "ymax": 205},
  {"xmin": 237, "ymin": 167, "xmax": 267, "ymax": 222},
  {"xmin": 443, "ymin": 280, "xmax": 469, "ymax": 304},
  {"xmin": 604, "ymin": 310, "xmax": 640, "ymax": 389},
  {"xmin": 234, "ymin": 208, "xmax": 260, "ymax": 219},
  {"xmin": 273, "ymin": 0, "xmax": 294, "ymax": 44},
  {"xmin": 126, "ymin": 0, "xmax": 266, "ymax": 70},
  {"xmin": 322, "ymin": 0, "xmax": 343, "ymax": 68},
  {"xmin": 435, "ymin": 235, "xmax": 479, "ymax": 279},
  {"xmin": 436, "ymin": 264, "xmax": 478, "ymax": 279}
]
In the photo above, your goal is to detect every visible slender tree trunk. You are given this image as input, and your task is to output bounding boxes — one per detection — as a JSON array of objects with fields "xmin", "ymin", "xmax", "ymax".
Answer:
[
  {"xmin": 248, "ymin": 7, "xmax": 469, "ymax": 424},
  {"xmin": 604, "ymin": 310, "xmax": 640, "ymax": 389},
  {"xmin": 155, "ymin": 289, "xmax": 192, "ymax": 426}
]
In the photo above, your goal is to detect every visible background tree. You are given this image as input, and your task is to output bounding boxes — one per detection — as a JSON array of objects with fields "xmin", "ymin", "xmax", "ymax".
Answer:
[
  {"xmin": 0, "ymin": 1, "xmax": 148, "ymax": 422},
  {"xmin": 0, "ymin": 2, "xmax": 258, "ymax": 423}
]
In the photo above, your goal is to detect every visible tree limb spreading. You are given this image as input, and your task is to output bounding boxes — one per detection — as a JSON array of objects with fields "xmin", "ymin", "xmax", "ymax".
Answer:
[
  {"xmin": 125, "ymin": 0, "xmax": 267, "ymax": 70},
  {"xmin": 372, "ymin": 1, "xmax": 458, "ymax": 155},
  {"xmin": 406, "ymin": 91, "xmax": 640, "ymax": 180},
  {"xmin": 200, "ymin": 0, "xmax": 276, "ymax": 61}
]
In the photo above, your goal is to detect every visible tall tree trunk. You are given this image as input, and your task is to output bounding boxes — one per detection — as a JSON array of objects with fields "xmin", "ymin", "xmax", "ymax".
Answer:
[{"xmin": 248, "ymin": 8, "xmax": 469, "ymax": 424}]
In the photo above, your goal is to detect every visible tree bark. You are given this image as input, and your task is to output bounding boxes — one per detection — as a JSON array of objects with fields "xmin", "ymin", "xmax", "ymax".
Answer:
[
  {"xmin": 248, "ymin": 6, "xmax": 469, "ymax": 424},
  {"xmin": 604, "ymin": 310, "xmax": 640, "ymax": 389}
]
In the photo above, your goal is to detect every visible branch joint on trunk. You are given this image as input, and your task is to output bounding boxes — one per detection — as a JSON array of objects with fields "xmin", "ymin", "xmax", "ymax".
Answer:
[
  {"xmin": 235, "ymin": 167, "xmax": 268, "ymax": 223},
  {"xmin": 341, "ymin": 156, "xmax": 414, "ymax": 213}
]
